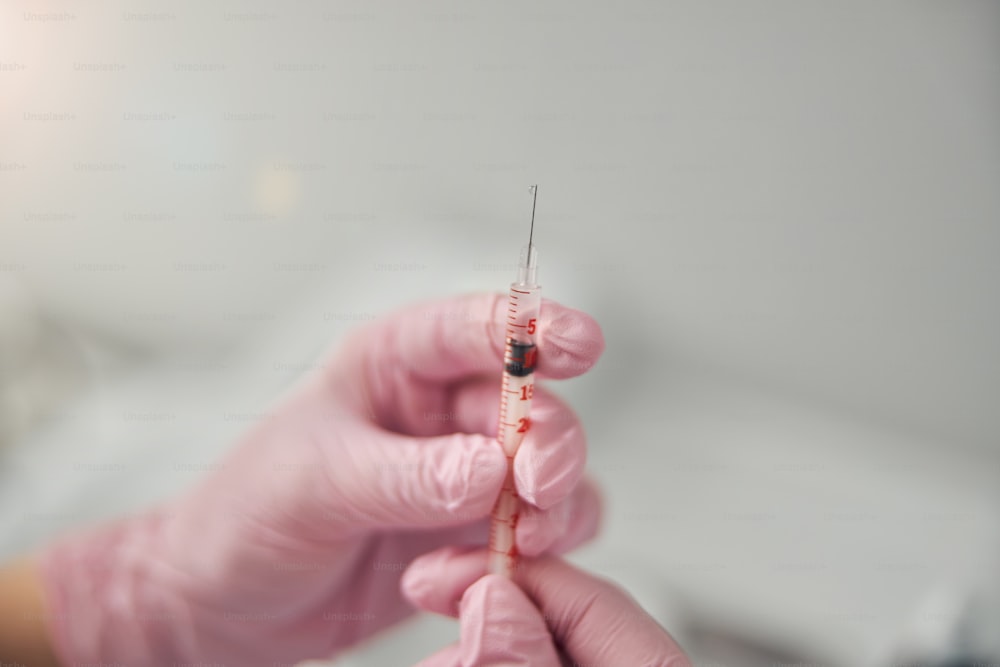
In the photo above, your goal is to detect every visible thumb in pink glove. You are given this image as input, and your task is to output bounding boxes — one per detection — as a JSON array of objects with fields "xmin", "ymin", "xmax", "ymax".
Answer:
[
  {"xmin": 35, "ymin": 293, "xmax": 605, "ymax": 667},
  {"xmin": 404, "ymin": 548, "xmax": 692, "ymax": 667}
]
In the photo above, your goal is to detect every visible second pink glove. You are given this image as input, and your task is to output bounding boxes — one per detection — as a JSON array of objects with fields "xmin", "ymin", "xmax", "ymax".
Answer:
[{"xmin": 36, "ymin": 293, "xmax": 605, "ymax": 667}]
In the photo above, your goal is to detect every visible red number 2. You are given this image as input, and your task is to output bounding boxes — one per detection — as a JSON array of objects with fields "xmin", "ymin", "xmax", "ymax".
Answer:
[{"xmin": 516, "ymin": 417, "xmax": 530, "ymax": 433}]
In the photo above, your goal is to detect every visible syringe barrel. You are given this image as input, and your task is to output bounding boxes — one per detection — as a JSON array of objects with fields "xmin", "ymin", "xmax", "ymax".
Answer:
[
  {"xmin": 506, "ymin": 283, "xmax": 540, "ymax": 341},
  {"xmin": 497, "ymin": 282, "xmax": 540, "ymax": 457},
  {"xmin": 490, "ymin": 280, "xmax": 541, "ymax": 576}
]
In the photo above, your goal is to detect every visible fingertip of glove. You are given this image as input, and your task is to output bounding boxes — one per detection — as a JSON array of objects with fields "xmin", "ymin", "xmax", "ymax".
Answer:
[
  {"xmin": 426, "ymin": 433, "xmax": 505, "ymax": 510},
  {"xmin": 400, "ymin": 548, "xmax": 449, "ymax": 610},
  {"xmin": 460, "ymin": 573, "xmax": 509, "ymax": 606},
  {"xmin": 400, "ymin": 557, "xmax": 431, "ymax": 609},
  {"xmin": 459, "ymin": 572, "xmax": 534, "ymax": 625},
  {"xmin": 401, "ymin": 546, "xmax": 480, "ymax": 617},
  {"xmin": 515, "ymin": 432, "xmax": 585, "ymax": 510},
  {"xmin": 451, "ymin": 435, "xmax": 507, "ymax": 511},
  {"xmin": 539, "ymin": 301, "xmax": 605, "ymax": 379}
]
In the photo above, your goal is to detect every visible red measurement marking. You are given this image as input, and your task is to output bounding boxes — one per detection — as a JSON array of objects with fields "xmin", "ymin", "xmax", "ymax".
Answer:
[{"xmin": 511, "ymin": 288, "xmax": 530, "ymax": 294}]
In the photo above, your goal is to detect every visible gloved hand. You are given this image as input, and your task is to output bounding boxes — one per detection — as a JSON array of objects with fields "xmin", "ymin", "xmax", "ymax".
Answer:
[
  {"xmin": 402, "ymin": 548, "xmax": 692, "ymax": 667},
  {"xmin": 36, "ymin": 293, "xmax": 604, "ymax": 667}
]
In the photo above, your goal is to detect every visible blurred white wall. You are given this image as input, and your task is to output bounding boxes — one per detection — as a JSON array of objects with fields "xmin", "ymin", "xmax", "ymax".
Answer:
[{"xmin": 2, "ymin": 0, "xmax": 997, "ymax": 449}]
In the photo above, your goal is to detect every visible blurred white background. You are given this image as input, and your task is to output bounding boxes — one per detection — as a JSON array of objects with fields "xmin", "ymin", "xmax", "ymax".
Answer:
[{"xmin": 1, "ymin": 1, "xmax": 998, "ymax": 665}]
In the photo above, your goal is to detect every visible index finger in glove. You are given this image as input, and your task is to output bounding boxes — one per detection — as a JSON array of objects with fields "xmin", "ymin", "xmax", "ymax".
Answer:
[{"xmin": 331, "ymin": 292, "xmax": 604, "ymax": 389}]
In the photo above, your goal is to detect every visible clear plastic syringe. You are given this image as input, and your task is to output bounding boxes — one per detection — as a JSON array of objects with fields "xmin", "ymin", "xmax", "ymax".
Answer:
[{"xmin": 489, "ymin": 185, "xmax": 541, "ymax": 578}]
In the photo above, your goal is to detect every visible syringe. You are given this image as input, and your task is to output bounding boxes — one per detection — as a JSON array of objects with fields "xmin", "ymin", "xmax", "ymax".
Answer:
[{"xmin": 488, "ymin": 185, "xmax": 542, "ymax": 578}]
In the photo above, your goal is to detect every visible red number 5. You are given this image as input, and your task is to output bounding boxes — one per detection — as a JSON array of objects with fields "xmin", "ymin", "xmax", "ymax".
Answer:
[{"xmin": 526, "ymin": 318, "xmax": 536, "ymax": 334}]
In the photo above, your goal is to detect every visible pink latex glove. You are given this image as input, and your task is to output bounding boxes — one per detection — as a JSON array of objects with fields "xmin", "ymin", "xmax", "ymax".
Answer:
[
  {"xmin": 402, "ymin": 548, "xmax": 692, "ymax": 666},
  {"xmin": 35, "ymin": 293, "xmax": 604, "ymax": 667}
]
